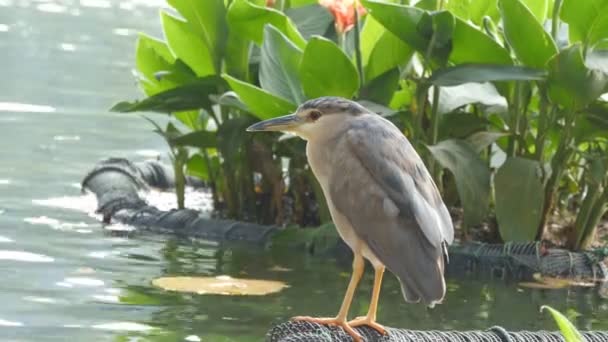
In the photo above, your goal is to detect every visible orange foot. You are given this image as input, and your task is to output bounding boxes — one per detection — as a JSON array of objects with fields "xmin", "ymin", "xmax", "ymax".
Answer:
[
  {"xmin": 348, "ymin": 316, "xmax": 387, "ymax": 335},
  {"xmin": 291, "ymin": 316, "xmax": 363, "ymax": 342}
]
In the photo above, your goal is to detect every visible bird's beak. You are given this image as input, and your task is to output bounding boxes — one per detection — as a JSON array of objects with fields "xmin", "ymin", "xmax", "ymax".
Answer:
[{"xmin": 246, "ymin": 114, "xmax": 301, "ymax": 132}]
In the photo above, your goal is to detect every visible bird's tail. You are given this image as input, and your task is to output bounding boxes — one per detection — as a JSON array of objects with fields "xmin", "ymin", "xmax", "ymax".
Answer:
[{"xmin": 395, "ymin": 235, "xmax": 447, "ymax": 307}]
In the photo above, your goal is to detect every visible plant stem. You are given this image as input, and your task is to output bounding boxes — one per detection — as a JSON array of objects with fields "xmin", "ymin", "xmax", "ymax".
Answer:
[
  {"xmin": 507, "ymin": 82, "xmax": 522, "ymax": 157},
  {"xmin": 353, "ymin": 5, "xmax": 364, "ymax": 89},
  {"xmin": 534, "ymin": 85, "xmax": 550, "ymax": 163},
  {"xmin": 429, "ymin": 85, "xmax": 443, "ymax": 189},
  {"xmin": 551, "ymin": 0, "xmax": 563, "ymax": 42},
  {"xmin": 173, "ymin": 148, "xmax": 187, "ymax": 210},
  {"xmin": 537, "ymin": 108, "xmax": 576, "ymax": 240},
  {"xmin": 578, "ymin": 188, "xmax": 608, "ymax": 250}
]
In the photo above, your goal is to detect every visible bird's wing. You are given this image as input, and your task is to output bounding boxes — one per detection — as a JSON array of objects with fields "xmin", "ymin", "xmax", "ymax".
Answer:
[{"xmin": 341, "ymin": 115, "xmax": 453, "ymax": 247}]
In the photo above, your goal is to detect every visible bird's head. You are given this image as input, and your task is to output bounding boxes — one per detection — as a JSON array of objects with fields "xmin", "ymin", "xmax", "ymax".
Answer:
[{"xmin": 246, "ymin": 97, "xmax": 367, "ymax": 141}]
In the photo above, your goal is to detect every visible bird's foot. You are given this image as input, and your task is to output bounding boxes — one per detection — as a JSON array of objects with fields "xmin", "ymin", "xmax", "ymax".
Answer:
[
  {"xmin": 347, "ymin": 316, "xmax": 387, "ymax": 335},
  {"xmin": 291, "ymin": 316, "xmax": 363, "ymax": 342}
]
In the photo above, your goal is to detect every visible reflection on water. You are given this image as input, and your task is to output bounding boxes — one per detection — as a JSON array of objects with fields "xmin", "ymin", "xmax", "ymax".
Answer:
[{"xmin": 1, "ymin": 0, "xmax": 607, "ymax": 341}]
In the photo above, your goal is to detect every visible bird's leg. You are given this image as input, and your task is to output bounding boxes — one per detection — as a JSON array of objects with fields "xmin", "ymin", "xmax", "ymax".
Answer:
[
  {"xmin": 292, "ymin": 252, "xmax": 365, "ymax": 341},
  {"xmin": 348, "ymin": 265, "xmax": 387, "ymax": 335}
]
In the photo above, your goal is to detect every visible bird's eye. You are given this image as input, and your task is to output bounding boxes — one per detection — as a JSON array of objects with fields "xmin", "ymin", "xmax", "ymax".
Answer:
[{"xmin": 309, "ymin": 110, "xmax": 322, "ymax": 121}]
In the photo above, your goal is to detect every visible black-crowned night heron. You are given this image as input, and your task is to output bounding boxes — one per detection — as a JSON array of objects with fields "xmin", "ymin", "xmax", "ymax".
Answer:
[{"xmin": 247, "ymin": 97, "xmax": 454, "ymax": 341}]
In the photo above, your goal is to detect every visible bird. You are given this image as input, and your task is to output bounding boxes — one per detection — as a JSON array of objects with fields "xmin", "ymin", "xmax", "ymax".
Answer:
[{"xmin": 247, "ymin": 97, "xmax": 454, "ymax": 342}]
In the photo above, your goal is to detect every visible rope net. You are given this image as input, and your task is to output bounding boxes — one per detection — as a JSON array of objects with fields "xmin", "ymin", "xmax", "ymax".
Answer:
[{"xmin": 267, "ymin": 321, "xmax": 608, "ymax": 342}]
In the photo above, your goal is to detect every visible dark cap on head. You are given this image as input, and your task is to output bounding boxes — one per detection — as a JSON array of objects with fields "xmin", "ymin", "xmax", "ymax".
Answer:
[{"xmin": 298, "ymin": 97, "xmax": 368, "ymax": 116}]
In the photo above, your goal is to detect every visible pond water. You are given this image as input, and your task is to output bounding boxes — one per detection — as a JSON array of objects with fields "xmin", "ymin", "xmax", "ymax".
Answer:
[{"xmin": 1, "ymin": 1, "xmax": 608, "ymax": 341}]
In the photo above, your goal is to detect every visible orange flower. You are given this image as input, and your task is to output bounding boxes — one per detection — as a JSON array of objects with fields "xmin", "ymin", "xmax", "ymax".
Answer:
[
  {"xmin": 319, "ymin": 0, "xmax": 367, "ymax": 34},
  {"xmin": 266, "ymin": 0, "xmax": 275, "ymax": 7}
]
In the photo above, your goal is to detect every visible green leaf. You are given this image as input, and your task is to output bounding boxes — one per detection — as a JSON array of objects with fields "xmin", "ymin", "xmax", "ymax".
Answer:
[
  {"xmin": 286, "ymin": 4, "xmax": 333, "ymax": 40},
  {"xmin": 166, "ymin": 0, "xmax": 226, "ymax": 66},
  {"xmin": 361, "ymin": 16, "xmax": 413, "ymax": 82},
  {"xmin": 170, "ymin": 130, "xmax": 217, "ymax": 149},
  {"xmin": 161, "ymin": 11, "xmax": 216, "ymax": 76},
  {"xmin": 186, "ymin": 153, "xmax": 220, "ymax": 181},
  {"xmin": 494, "ymin": 157, "xmax": 544, "ymax": 242},
  {"xmin": 499, "ymin": 0, "xmax": 557, "ymax": 68},
  {"xmin": 466, "ymin": 131, "xmax": 509, "ymax": 153},
  {"xmin": 416, "ymin": 0, "xmax": 500, "ymax": 24},
  {"xmin": 431, "ymin": 82, "xmax": 508, "ymax": 114},
  {"xmin": 541, "ymin": 306, "xmax": 587, "ymax": 342},
  {"xmin": 561, "ymin": 0, "xmax": 608, "ymax": 46},
  {"xmin": 174, "ymin": 110, "xmax": 202, "ymax": 130},
  {"xmin": 439, "ymin": 112, "xmax": 489, "ymax": 139},
  {"xmin": 450, "ymin": 18, "xmax": 512, "ymax": 65},
  {"xmin": 364, "ymin": 0, "xmax": 509, "ymax": 65},
  {"xmin": 427, "ymin": 139, "xmax": 491, "ymax": 227},
  {"xmin": 299, "ymin": 36, "xmax": 359, "ymax": 99},
  {"xmin": 110, "ymin": 77, "xmax": 222, "ymax": 113},
  {"xmin": 225, "ymin": 31, "xmax": 250, "ymax": 81},
  {"xmin": 520, "ymin": 0, "xmax": 548, "ymax": 22},
  {"xmin": 417, "ymin": 10, "xmax": 455, "ymax": 64},
  {"xmin": 135, "ymin": 34, "xmax": 180, "ymax": 95},
  {"xmin": 259, "ymin": 25, "xmax": 305, "ymax": 104},
  {"xmin": 227, "ymin": 0, "xmax": 306, "ymax": 48},
  {"xmin": 359, "ymin": 68, "xmax": 400, "ymax": 105},
  {"xmin": 223, "ymin": 74, "xmax": 297, "ymax": 119},
  {"xmin": 429, "ymin": 64, "xmax": 547, "ymax": 86},
  {"xmin": 362, "ymin": 0, "xmax": 427, "ymax": 52},
  {"xmin": 548, "ymin": 44, "xmax": 608, "ymax": 109}
]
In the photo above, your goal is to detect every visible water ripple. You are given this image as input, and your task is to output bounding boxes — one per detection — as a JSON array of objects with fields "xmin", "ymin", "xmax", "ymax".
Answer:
[{"xmin": 0, "ymin": 250, "xmax": 54, "ymax": 262}]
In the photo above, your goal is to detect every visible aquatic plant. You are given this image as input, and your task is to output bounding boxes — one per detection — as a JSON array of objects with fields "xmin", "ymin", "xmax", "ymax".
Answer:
[{"xmin": 112, "ymin": 0, "xmax": 608, "ymax": 249}]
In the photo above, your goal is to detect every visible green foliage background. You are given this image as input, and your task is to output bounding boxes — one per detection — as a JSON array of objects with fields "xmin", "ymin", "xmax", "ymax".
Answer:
[{"xmin": 113, "ymin": 0, "xmax": 608, "ymax": 250}]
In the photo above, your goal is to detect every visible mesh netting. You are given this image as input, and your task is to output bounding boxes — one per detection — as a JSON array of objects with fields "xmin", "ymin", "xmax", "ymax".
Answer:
[
  {"xmin": 267, "ymin": 321, "xmax": 608, "ymax": 342},
  {"xmin": 82, "ymin": 157, "xmax": 607, "ymax": 282},
  {"xmin": 448, "ymin": 242, "xmax": 607, "ymax": 283}
]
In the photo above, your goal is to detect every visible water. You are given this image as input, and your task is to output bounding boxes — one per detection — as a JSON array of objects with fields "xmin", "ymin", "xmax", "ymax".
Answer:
[{"xmin": 1, "ymin": 1, "xmax": 608, "ymax": 341}]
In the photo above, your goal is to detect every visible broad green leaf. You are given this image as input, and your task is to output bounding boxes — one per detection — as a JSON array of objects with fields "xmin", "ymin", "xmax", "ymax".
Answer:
[
  {"xmin": 223, "ymin": 74, "xmax": 297, "ymax": 119},
  {"xmin": 227, "ymin": 0, "xmax": 306, "ymax": 48},
  {"xmin": 359, "ymin": 68, "xmax": 400, "ymax": 105},
  {"xmin": 466, "ymin": 131, "xmax": 509, "ymax": 153},
  {"xmin": 499, "ymin": 0, "xmax": 557, "ymax": 68},
  {"xmin": 541, "ymin": 306, "xmax": 587, "ymax": 342},
  {"xmin": 111, "ymin": 77, "xmax": 222, "ymax": 113},
  {"xmin": 416, "ymin": 0, "xmax": 500, "ymax": 24},
  {"xmin": 587, "ymin": 14, "xmax": 608, "ymax": 48},
  {"xmin": 364, "ymin": 1, "xmax": 508, "ymax": 65},
  {"xmin": 439, "ymin": 112, "xmax": 489, "ymax": 139},
  {"xmin": 430, "ymin": 82, "xmax": 508, "ymax": 114},
  {"xmin": 224, "ymin": 32, "xmax": 250, "ymax": 81},
  {"xmin": 494, "ymin": 157, "xmax": 544, "ymax": 242},
  {"xmin": 520, "ymin": 0, "xmax": 548, "ymax": 22},
  {"xmin": 174, "ymin": 110, "xmax": 202, "ymax": 130},
  {"xmin": 161, "ymin": 11, "xmax": 216, "ymax": 76},
  {"xmin": 166, "ymin": 0, "xmax": 226, "ymax": 66},
  {"xmin": 286, "ymin": 4, "xmax": 333, "ymax": 40},
  {"xmin": 429, "ymin": 64, "xmax": 546, "ymax": 86},
  {"xmin": 561, "ymin": 0, "xmax": 608, "ymax": 46},
  {"xmin": 417, "ymin": 10, "xmax": 455, "ymax": 64},
  {"xmin": 362, "ymin": 0, "xmax": 427, "ymax": 52},
  {"xmin": 450, "ymin": 18, "xmax": 512, "ymax": 65},
  {"xmin": 136, "ymin": 34, "xmax": 179, "ymax": 95},
  {"xmin": 171, "ymin": 130, "xmax": 217, "ymax": 149},
  {"xmin": 299, "ymin": 36, "xmax": 359, "ymax": 99},
  {"xmin": 361, "ymin": 16, "xmax": 413, "ymax": 82},
  {"xmin": 260, "ymin": 25, "xmax": 305, "ymax": 104},
  {"xmin": 548, "ymin": 44, "xmax": 608, "ymax": 109},
  {"xmin": 427, "ymin": 139, "xmax": 491, "ymax": 227},
  {"xmin": 186, "ymin": 154, "xmax": 210, "ymax": 181}
]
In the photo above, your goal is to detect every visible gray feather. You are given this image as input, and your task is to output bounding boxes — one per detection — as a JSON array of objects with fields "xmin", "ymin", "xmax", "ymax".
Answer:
[{"xmin": 327, "ymin": 113, "xmax": 453, "ymax": 305}]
